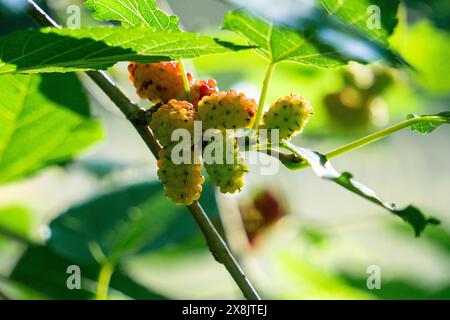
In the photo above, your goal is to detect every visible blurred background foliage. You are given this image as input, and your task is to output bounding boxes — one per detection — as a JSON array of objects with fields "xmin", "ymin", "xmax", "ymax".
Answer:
[{"xmin": 0, "ymin": 0, "xmax": 449, "ymax": 299}]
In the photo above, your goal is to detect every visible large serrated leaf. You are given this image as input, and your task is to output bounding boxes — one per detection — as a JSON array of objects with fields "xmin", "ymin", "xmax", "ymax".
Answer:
[
  {"xmin": 85, "ymin": 0, "xmax": 180, "ymax": 31},
  {"xmin": 282, "ymin": 142, "xmax": 440, "ymax": 236},
  {"xmin": 223, "ymin": 9, "xmax": 345, "ymax": 67},
  {"xmin": 319, "ymin": 0, "xmax": 399, "ymax": 44},
  {"xmin": 0, "ymin": 73, "xmax": 102, "ymax": 184},
  {"xmin": 0, "ymin": 27, "xmax": 248, "ymax": 74},
  {"xmin": 223, "ymin": 0, "xmax": 407, "ymax": 67}
]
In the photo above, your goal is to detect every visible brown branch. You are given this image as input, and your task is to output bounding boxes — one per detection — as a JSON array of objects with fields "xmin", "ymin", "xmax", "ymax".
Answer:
[{"xmin": 26, "ymin": 0, "xmax": 260, "ymax": 300}]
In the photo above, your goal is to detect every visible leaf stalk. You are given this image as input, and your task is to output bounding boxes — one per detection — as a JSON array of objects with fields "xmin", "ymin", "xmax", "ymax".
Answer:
[
  {"xmin": 325, "ymin": 115, "xmax": 448, "ymax": 160},
  {"xmin": 253, "ymin": 62, "xmax": 276, "ymax": 129},
  {"xmin": 278, "ymin": 114, "xmax": 449, "ymax": 170}
]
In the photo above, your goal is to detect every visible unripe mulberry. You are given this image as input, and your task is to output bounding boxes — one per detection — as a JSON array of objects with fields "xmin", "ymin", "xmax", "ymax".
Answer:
[
  {"xmin": 197, "ymin": 91, "xmax": 256, "ymax": 131},
  {"xmin": 204, "ymin": 134, "xmax": 248, "ymax": 194},
  {"xmin": 128, "ymin": 61, "xmax": 186, "ymax": 103},
  {"xmin": 188, "ymin": 74, "xmax": 219, "ymax": 109},
  {"xmin": 157, "ymin": 147, "xmax": 204, "ymax": 205},
  {"xmin": 260, "ymin": 95, "xmax": 313, "ymax": 140},
  {"xmin": 150, "ymin": 99, "xmax": 196, "ymax": 147}
]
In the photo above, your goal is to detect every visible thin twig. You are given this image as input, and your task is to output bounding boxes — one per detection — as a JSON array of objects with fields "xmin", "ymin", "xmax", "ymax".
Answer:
[
  {"xmin": 26, "ymin": 0, "xmax": 260, "ymax": 300},
  {"xmin": 253, "ymin": 62, "xmax": 276, "ymax": 129},
  {"xmin": 265, "ymin": 114, "xmax": 450, "ymax": 170}
]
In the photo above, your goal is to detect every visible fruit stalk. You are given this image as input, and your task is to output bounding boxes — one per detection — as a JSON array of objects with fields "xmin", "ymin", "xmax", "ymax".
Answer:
[
  {"xmin": 27, "ymin": 0, "xmax": 260, "ymax": 301},
  {"xmin": 253, "ymin": 62, "xmax": 276, "ymax": 129},
  {"xmin": 274, "ymin": 114, "xmax": 449, "ymax": 170},
  {"xmin": 178, "ymin": 59, "xmax": 191, "ymax": 102}
]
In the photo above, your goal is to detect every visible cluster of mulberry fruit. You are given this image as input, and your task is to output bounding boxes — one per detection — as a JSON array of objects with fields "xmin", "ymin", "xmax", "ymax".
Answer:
[{"xmin": 128, "ymin": 61, "xmax": 313, "ymax": 205}]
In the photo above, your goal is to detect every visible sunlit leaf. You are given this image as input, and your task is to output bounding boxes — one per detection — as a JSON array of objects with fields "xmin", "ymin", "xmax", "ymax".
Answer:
[
  {"xmin": 223, "ymin": 0, "xmax": 407, "ymax": 67},
  {"xmin": 319, "ymin": 0, "xmax": 400, "ymax": 44},
  {"xmin": 0, "ymin": 73, "xmax": 102, "ymax": 184},
  {"xmin": 279, "ymin": 253, "xmax": 372, "ymax": 299},
  {"xmin": 0, "ymin": 206, "xmax": 33, "ymax": 239},
  {"xmin": 391, "ymin": 21, "xmax": 450, "ymax": 93},
  {"xmin": 85, "ymin": 0, "xmax": 180, "ymax": 30},
  {"xmin": 0, "ymin": 27, "xmax": 249, "ymax": 74},
  {"xmin": 223, "ymin": 9, "xmax": 345, "ymax": 67}
]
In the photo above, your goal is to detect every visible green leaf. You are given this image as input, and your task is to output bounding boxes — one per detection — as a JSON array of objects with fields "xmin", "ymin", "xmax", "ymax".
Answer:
[
  {"xmin": 48, "ymin": 181, "xmax": 220, "ymax": 265},
  {"xmin": 85, "ymin": 0, "xmax": 180, "ymax": 30},
  {"xmin": 0, "ymin": 73, "xmax": 102, "ymax": 184},
  {"xmin": 279, "ymin": 253, "xmax": 372, "ymax": 299},
  {"xmin": 282, "ymin": 142, "xmax": 440, "ymax": 236},
  {"xmin": 391, "ymin": 21, "xmax": 450, "ymax": 93},
  {"xmin": 223, "ymin": 2, "xmax": 406, "ymax": 68},
  {"xmin": 11, "ymin": 245, "xmax": 167, "ymax": 299},
  {"xmin": 223, "ymin": 9, "xmax": 345, "ymax": 67},
  {"xmin": 0, "ymin": 206, "xmax": 33, "ymax": 239},
  {"xmin": 144, "ymin": 181, "xmax": 220, "ymax": 252},
  {"xmin": 407, "ymin": 112, "xmax": 450, "ymax": 134},
  {"xmin": 319, "ymin": 0, "xmax": 399, "ymax": 44},
  {"xmin": 0, "ymin": 27, "xmax": 249, "ymax": 74},
  {"xmin": 342, "ymin": 273, "xmax": 450, "ymax": 299}
]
